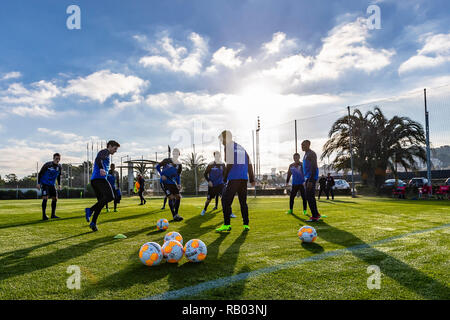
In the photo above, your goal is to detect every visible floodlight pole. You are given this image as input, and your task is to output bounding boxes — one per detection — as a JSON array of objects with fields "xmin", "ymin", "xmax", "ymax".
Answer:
[
  {"xmin": 295, "ymin": 119, "xmax": 298, "ymax": 153},
  {"xmin": 424, "ymin": 88, "xmax": 432, "ymax": 187},
  {"xmin": 252, "ymin": 129, "xmax": 256, "ymax": 198},
  {"xmin": 193, "ymin": 144, "xmax": 198, "ymax": 196},
  {"xmin": 347, "ymin": 106, "xmax": 356, "ymax": 197}
]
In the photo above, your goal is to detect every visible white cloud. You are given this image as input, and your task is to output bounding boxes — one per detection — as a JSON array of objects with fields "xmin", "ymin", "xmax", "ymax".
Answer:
[
  {"xmin": 139, "ymin": 32, "xmax": 208, "ymax": 76},
  {"xmin": 210, "ymin": 46, "xmax": 244, "ymax": 69},
  {"xmin": 10, "ymin": 106, "xmax": 55, "ymax": 118},
  {"xmin": 0, "ymin": 80, "xmax": 60, "ymax": 106},
  {"xmin": 262, "ymin": 32, "xmax": 297, "ymax": 55},
  {"xmin": 37, "ymin": 128, "xmax": 84, "ymax": 142},
  {"xmin": 399, "ymin": 33, "xmax": 450, "ymax": 74},
  {"xmin": 259, "ymin": 18, "xmax": 394, "ymax": 88},
  {"xmin": 1, "ymin": 71, "xmax": 22, "ymax": 81},
  {"xmin": 64, "ymin": 70, "xmax": 148, "ymax": 103}
]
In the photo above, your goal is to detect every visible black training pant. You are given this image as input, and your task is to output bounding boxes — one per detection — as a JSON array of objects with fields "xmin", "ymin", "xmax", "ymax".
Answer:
[
  {"xmin": 90, "ymin": 179, "xmax": 115, "ymax": 224},
  {"xmin": 318, "ymin": 186, "xmax": 326, "ymax": 199},
  {"xmin": 326, "ymin": 187, "xmax": 334, "ymax": 199},
  {"xmin": 222, "ymin": 180, "xmax": 249, "ymax": 225},
  {"xmin": 306, "ymin": 181, "xmax": 320, "ymax": 218},
  {"xmin": 290, "ymin": 184, "xmax": 307, "ymax": 211},
  {"xmin": 139, "ymin": 188, "xmax": 145, "ymax": 203}
]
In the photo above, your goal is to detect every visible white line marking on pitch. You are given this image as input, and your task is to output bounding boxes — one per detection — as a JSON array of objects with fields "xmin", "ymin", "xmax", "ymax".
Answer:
[{"xmin": 143, "ymin": 223, "xmax": 450, "ymax": 300}]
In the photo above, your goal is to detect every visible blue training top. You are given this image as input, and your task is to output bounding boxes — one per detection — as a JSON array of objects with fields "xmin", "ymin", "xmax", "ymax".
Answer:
[
  {"xmin": 91, "ymin": 149, "xmax": 110, "ymax": 180},
  {"xmin": 38, "ymin": 161, "xmax": 62, "ymax": 186},
  {"xmin": 287, "ymin": 162, "xmax": 305, "ymax": 185},
  {"xmin": 156, "ymin": 158, "xmax": 180, "ymax": 185},
  {"xmin": 303, "ymin": 149, "xmax": 319, "ymax": 181},
  {"xmin": 204, "ymin": 162, "xmax": 225, "ymax": 187},
  {"xmin": 224, "ymin": 142, "xmax": 254, "ymax": 181}
]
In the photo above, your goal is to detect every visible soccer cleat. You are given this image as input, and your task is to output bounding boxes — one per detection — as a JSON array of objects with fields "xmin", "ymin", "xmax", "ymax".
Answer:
[
  {"xmin": 200, "ymin": 209, "xmax": 206, "ymax": 216},
  {"xmin": 230, "ymin": 213, "xmax": 237, "ymax": 218},
  {"xmin": 306, "ymin": 215, "xmax": 322, "ymax": 222},
  {"xmin": 51, "ymin": 215, "xmax": 60, "ymax": 219},
  {"xmin": 161, "ymin": 206, "xmax": 165, "ymax": 210},
  {"xmin": 243, "ymin": 225, "xmax": 250, "ymax": 231},
  {"xmin": 42, "ymin": 215, "xmax": 49, "ymax": 221},
  {"xmin": 212, "ymin": 207, "xmax": 218, "ymax": 210},
  {"xmin": 106, "ymin": 208, "xmax": 110, "ymax": 213},
  {"xmin": 286, "ymin": 209, "xmax": 293, "ymax": 214},
  {"xmin": 85, "ymin": 208, "xmax": 92, "ymax": 222},
  {"xmin": 114, "ymin": 209, "xmax": 118, "ymax": 213},
  {"xmin": 173, "ymin": 214, "xmax": 184, "ymax": 222},
  {"xmin": 303, "ymin": 210, "xmax": 309, "ymax": 216},
  {"xmin": 89, "ymin": 222, "xmax": 98, "ymax": 232},
  {"xmin": 216, "ymin": 225, "xmax": 231, "ymax": 232}
]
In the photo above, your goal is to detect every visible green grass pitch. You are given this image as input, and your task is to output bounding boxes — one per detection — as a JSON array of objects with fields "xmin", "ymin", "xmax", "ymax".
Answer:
[{"xmin": 0, "ymin": 196, "xmax": 449, "ymax": 300}]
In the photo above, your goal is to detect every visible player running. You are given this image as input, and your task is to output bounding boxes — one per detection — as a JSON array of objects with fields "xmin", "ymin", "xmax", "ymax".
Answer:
[
  {"xmin": 105, "ymin": 163, "xmax": 121, "ymax": 212},
  {"xmin": 84, "ymin": 140, "xmax": 120, "ymax": 231},
  {"xmin": 301, "ymin": 140, "xmax": 323, "ymax": 222},
  {"xmin": 37, "ymin": 153, "xmax": 62, "ymax": 220},
  {"xmin": 201, "ymin": 151, "xmax": 233, "ymax": 216},
  {"xmin": 285, "ymin": 153, "xmax": 308, "ymax": 216},
  {"xmin": 156, "ymin": 148, "xmax": 183, "ymax": 222},
  {"xmin": 216, "ymin": 130, "xmax": 255, "ymax": 232}
]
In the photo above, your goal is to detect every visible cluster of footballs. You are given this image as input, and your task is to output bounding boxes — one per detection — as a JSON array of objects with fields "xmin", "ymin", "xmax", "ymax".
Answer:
[{"xmin": 138, "ymin": 218, "xmax": 207, "ymax": 267}]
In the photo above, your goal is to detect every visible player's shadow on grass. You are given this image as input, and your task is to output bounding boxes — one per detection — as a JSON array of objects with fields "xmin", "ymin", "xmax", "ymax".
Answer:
[
  {"xmin": 100, "ymin": 209, "xmax": 162, "ymax": 225},
  {"xmin": 0, "ymin": 225, "xmax": 154, "ymax": 283},
  {"xmin": 323, "ymin": 199, "xmax": 359, "ymax": 204},
  {"xmin": 0, "ymin": 231, "xmax": 92, "ymax": 259},
  {"xmin": 302, "ymin": 219, "xmax": 450, "ymax": 299},
  {"xmin": 0, "ymin": 215, "xmax": 82, "ymax": 230}
]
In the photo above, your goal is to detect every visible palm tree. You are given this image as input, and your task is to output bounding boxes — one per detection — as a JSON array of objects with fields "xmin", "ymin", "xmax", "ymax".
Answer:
[
  {"xmin": 181, "ymin": 152, "xmax": 207, "ymax": 194},
  {"xmin": 322, "ymin": 107, "xmax": 426, "ymax": 188}
]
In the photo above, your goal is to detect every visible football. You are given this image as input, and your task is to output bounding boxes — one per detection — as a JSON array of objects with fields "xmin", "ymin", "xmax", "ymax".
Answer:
[
  {"xmin": 184, "ymin": 239, "xmax": 207, "ymax": 263},
  {"xmin": 298, "ymin": 226, "xmax": 317, "ymax": 243},
  {"xmin": 156, "ymin": 218, "xmax": 169, "ymax": 231},
  {"xmin": 162, "ymin": 240, "xmax": 184, "ymax": 263},
  {"xmin": 138, "ymin": 242, "xmax": 164, "ymax": 266},
  {"xmin": 164, "ymin": 231, "xmax": 183, "ymax": 245}
]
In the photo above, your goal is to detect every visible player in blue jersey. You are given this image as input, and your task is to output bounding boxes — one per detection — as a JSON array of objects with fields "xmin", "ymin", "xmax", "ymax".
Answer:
[
  {"xmin": 105, "ymin": 164, "xmax": 121, "ymax": 212},
  {"xmin": 285, "ymin": 153, "xmax": 308, "ymax": 216},
  {"xmin": 301, "ymin": 140, "xmax": 322, "ymax": 222},
  {"xmin": 156, "ymin": 149, "xmax": 183, "ymax": 222},
  {"xmin": 85, "ymin": 140, "xmax": 120, "ymax": 231},
  {"xmin": 37, "ymin": 153, "xmax": 62, "ymax": 220},
  {"xmin": 201, "ymin": 151, "xmax": 230, "ymax": 216},
  {"xmin": 216, "ymin": 130, "xmax": 255, "ymax": 232}
]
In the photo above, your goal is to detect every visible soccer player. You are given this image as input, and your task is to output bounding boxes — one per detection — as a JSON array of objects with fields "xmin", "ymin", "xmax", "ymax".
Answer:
[
  {"xmin": 156, "ymin": 148, "xmax": 183, "ymax": 222},
  {"xmin": 84, "ymin": 140, "xmax": 120, "ymax": 231},
  {"xmin": 161, "ymin": 193, "xmax": 168, "ymax": 210},
  {"xmin": 301, "ymin": 140, "xmax": 322, "ymax": 222},
  {"xmin": 285, "ymin": 153, "xmax": 308, "ymax": 216},
  {"xmin": 105, "ymin": 163, "xmax": 121, "ymax": 212},
  {"xmin": 216, "ymin": 130, "xmax": 255, "ymax": 232},
  {"xmin": 137, "ymin": 174, "xmax": 146, "ymax": 205},
  {"xmin": 37, "ymin": 153, "xmax": 62, "ymax": 220},
  {"xmin": 318, "ymin": 175, "xmax": 327, "ymax": 200},
  {"xmin": 325, "ymin": 173, "xmax": 335, "ymax": 200},
  {"xmin": 201, "ymin": 151, "xmax": 227, "ymax": 216}
]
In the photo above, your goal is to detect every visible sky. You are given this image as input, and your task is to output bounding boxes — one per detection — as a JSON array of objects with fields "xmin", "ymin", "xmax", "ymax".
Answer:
[{"xmin": 0, "ymin": 0, "xmax": 449, "ymax": 177}]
